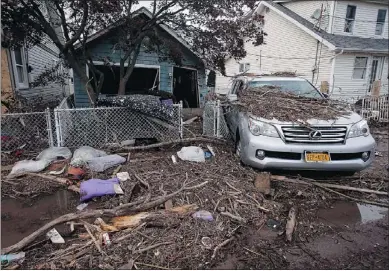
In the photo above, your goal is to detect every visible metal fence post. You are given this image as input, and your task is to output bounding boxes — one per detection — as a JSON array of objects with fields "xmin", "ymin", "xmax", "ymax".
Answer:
[
  {"xmin": 216, "ymin": 100, "xmax": 221, "ymax": 138},
  {"xmin": 179, "ymin": 101, "xmax": 183, "ymax": 139},
  {"xmin": 54, "ymin": 108, "xmax": 62, "ymax": 147},
  {"xmin": 45, "ymin": 108, "xmax": 54, "ymax": 147}
]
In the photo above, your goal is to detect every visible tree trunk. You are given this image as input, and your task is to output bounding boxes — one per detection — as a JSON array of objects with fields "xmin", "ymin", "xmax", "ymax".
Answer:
[
  {"xmin": 118, "ymin": 80, "xmax": 126, "ymax": 95},
  {"xmin": 117, "ymin": 42, "xmax": 142, "ymax": 95}
]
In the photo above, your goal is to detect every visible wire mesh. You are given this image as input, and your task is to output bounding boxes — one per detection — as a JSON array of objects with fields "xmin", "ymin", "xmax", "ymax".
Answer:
[
  {"xmin": 54, "ymin": 105, "xmax": 182, "ymax": 148},
  {"xmin": 202, "ymin": 101, "xmax": 231, "ymax": 140},
  {"xmin": 361, "ymin": 94, "xmax": 389, "ymax": 122},
  {"xmin": 1, "ymin": 110, "xmax": 53, "ymax": 152}
]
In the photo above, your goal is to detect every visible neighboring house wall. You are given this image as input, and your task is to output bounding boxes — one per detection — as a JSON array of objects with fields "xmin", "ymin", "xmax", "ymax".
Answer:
[
  {"xmin": 1, "ymin": 48, "xmax": 14, "ymax": 113},
  {"xmin": 332, "ymin": 53, "xmax": 388, "ymax": 101},
  {"xmin": 283, "ymin": 0, "xmax": 331, "ymax": 31},
  {"xmin": 215, "ymin": 7, "xmax": 334, "ymax": 94},
  {"xmin": 332, "ymin": 1, "xmax": 388, "ymax": 39},
  {"xmin": 73, "ymin": 32, "xmax": 207, "ymax": 107}
]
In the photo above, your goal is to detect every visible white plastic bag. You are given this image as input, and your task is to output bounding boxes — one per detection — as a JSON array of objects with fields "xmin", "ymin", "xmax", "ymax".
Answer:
[
  {"xmin": 37, "ymin": 147, "xmax": 72, "ymax": 162},
  {"xmin": 177, "ymin": 146, "xmax": 205, "ymax": 163},
  {"xmin": 87, "ymin": 154, "xmax": 126, "ymax": 172},
  {"xmin": 8, "ymin": 159, "xmax": 51, "ymax": 177},
  {"xmin": 71, "ymin": 146, "xmax": 107, "ymax": 166}
]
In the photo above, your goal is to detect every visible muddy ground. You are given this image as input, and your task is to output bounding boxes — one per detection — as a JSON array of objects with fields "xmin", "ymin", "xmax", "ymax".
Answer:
[{"xmin": 1, "ymin": 121, "xmax": 388, "ymax": 270}]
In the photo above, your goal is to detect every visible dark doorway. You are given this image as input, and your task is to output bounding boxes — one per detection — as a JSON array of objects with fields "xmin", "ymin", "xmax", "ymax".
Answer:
[
  {"xmin": 173, "ymin": 67, "xmax": 199, "ymax": 108},
  {"xmin": 89, "ymin": 66, "xmax": 160, "ymax": 95}
]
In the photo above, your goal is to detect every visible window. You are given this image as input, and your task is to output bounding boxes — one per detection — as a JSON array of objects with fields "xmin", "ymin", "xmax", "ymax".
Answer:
[
  {"xmin": 352, "ymin": 57, "xmax": 368, "ymax": 79},
  {"xmin": 344, "ymin": 5, "xmax": 356, "ymax": 33},
  {"xmin": 239, "ymin": 63, "xmax": 250, "ymax": 73},
  {"xmin": 375, "ymin": 9, "xmax": 387, "ymax": 35},
  {"xmin": 11, "ymin": 47, "xmax": 28, "ymax": 88}
]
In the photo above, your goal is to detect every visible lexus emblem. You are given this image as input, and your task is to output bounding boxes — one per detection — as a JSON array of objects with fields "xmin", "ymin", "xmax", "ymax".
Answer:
[{"xmin": 309, "ymin": 130, "xmax": 322, "ymax": 140}]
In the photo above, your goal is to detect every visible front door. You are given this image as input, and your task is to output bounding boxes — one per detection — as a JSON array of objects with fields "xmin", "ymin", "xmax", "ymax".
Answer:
[{"xmin": 368, "ymin": 56, "xmax": 384, "ymax": 93}]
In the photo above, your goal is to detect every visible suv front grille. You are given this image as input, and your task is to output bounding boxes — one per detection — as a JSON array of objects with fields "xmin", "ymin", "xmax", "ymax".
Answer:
[{"xmin": 281, "ymin": 126, "xmax": 347, "ymax": 144}]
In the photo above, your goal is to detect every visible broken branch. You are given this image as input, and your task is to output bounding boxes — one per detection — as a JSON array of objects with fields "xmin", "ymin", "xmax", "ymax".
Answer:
[{"xmin": 285, "ymin": 207, "xmax": 297, "ymax": 242}]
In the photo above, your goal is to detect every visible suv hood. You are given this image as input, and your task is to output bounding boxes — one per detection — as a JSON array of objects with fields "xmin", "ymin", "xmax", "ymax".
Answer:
[{"xmin": 250, "ymin": 111, "xmax": 363, "ymax": 126}]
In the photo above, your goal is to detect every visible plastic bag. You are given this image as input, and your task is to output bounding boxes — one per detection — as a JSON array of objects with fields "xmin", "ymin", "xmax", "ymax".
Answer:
[
  {"xmin": 192, "ymin": 210, "xmax": 214, "ymax": 221},
  {"xmin": 37, "ymin": 147, "xmax": 72, "ymax": 162},
  {"xmin": 8, "ymin": 160, "xmax": 51, "ymax": 177},
  {"xmin": 177, "ymin": 146, "xmax": 205, "ymax": 163},
  {"xmin": 80, "ymin": 178, "xmax": 121, "ymax": 202},
  {"xmin": 71, "ymin": 146, "xmax": 107, "ymax": 166},
  {"xmin": 87, "ymin": 154, "xmax": 126, "ymax": 172}
]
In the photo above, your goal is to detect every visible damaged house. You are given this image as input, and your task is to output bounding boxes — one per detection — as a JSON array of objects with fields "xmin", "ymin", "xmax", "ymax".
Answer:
[{"xmin": 73, "ymin": 7, "xmax": 207, "ymax": 109}]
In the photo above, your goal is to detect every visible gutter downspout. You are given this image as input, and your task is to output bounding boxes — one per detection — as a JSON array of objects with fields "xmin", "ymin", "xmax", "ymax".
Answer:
[{"xmin": 329, "ymin": 49, "xmax": 344, "ymax": 96}]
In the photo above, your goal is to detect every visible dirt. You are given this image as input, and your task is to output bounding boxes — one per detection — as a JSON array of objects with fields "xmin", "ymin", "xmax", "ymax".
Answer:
[{"xmin": 1, "ymin": 124, "xmax": 388, "ymax": 270}]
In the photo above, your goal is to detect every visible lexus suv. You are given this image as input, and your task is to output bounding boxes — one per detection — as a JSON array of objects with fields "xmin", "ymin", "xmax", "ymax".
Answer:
[{"xmin": 225, "ymin": 76, "xmax": 376, "ymax": 173}]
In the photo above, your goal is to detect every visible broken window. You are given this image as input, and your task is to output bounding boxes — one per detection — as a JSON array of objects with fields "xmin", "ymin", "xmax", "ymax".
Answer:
[
  {"xmin": 375, "ymin": 9, "xmax": 387, "ymax": 35},
  {"xmin": 344, "ymin": 5, "xmax": 356, "ymax": 33},
  {"xmin": 352, "ymin": 57, "xmax": 368, "ymax": 79}
]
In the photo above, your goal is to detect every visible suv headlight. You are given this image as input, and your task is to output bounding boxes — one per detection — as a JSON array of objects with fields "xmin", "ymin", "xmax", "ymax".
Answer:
[
  {"xmin": 348, "ymin": 120, "xmax": 370, "ymax": 138},
  {"xmin": 248, "ymin": 118, "xmax": 280, "ymax": 137}
]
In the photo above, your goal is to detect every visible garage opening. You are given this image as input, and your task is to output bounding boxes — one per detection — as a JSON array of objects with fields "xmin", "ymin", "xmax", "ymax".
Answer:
[
  {"xmin": 89, "ymin": 65, "xmax": 160, "ymax": 95},
  {"xmin": 173, "ymin": 67, "xmax": 199, "ymax": 108}
]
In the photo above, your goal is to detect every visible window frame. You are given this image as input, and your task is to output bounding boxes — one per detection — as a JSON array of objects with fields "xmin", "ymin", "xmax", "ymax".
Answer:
[
  {"xmin": 239, "ymin": 63, "xmax": 250, "ymax": 73},
  {"xmin": 344, "ymin": 5, "xmax": 357, "ymax": 33},
  {"xmin": 11, "ymin": 47, "xmax": 29, "ymax": 89},
  {"xmin": 352, "ymin": 56, "xmax": 368, "ymax": 80},
  {"xmin": 375, "ymin": 9, "xmax": 387, "ymax": 36}
]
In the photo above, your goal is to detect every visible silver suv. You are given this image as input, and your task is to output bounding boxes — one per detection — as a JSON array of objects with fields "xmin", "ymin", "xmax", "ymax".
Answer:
[{"xmin": 225, "ymin": 76, "xmax": 376, "ymax": 173}]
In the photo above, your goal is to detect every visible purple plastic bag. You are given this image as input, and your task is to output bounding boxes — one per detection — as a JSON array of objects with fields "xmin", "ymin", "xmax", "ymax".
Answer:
[
  {"xmin": 80, "ymin": 178, "xmax": 120, "ymax": 202},
  {"xmin": 161, "ymin": 99, "xmax": 173, "ymax": 106}
]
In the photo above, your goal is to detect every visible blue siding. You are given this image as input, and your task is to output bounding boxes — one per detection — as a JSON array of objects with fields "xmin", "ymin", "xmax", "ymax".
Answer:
[{"xmin": 74, "ymin": 31, "xmax": 207, "ymax": 108}]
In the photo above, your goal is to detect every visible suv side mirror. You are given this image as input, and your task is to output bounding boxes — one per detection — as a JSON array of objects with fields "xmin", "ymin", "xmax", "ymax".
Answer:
[{"xmin": 227, "ymin": 94, "xmax": 237, "ymax": 102}]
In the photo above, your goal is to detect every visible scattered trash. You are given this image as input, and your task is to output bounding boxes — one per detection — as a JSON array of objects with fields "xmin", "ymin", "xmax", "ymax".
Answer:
[
  {"xmin": 204, "ymin": 151, "xmax": 212, "ymax": 159},
  {"xmin": 46, "ymin": 228, "xmax": 65, "ymax": 244},
  {"xmin": 171, "ymin": 155, "xmax": 177, "ymax": 164},
  {"xmin": 192, "ymin": 210, "xmax": 214, "ymax": 221},
  {"xmin": 87, "ymin": 154, "xmax": 126, "ymax": 172},
  {"xmin": 117, "ymin": 172, "xmax": 130, "ymax": 182},
  {"xmin": 177, "ymin": 146, "xmax": 205, "ymax": 163},
  {"xmin": 375, "ymin": 151, "xmax": 383, "ymax": 157},
  {"xmin": 48, "ymin": 165, "xmax": 67, "ymax": 175},
  {"xmin": 67, "ymin": 166, "xmax": 86, "ymax": 180},
  {"xmin": 254, "ymin": 173, "xmax": 271, "ymax": 195},
  {"xmin": 1, "ymin": 252, "xmax": 25, "ymax": 265},
  {"xmin": 71, "ymin": 146, "xmax": 107, "ymax": 166},
  {"xmin": 266, "ymin": 219, "xmax": 281, "ymax": 231},
  {"xmin": 80, "ymin": 178, "xmax": 122, "ymax": 201},
  {"xmin": 165, "ymin": 199, "xmax": 173, "ymax": 210},
  {"xmin": 201, "ymin": 237, "xmax": 213, "ymax": 249},
  {"xmin": 121, "ymin": 139, "xmax": 136, "ymax": 146},
  {"xmin": 207, "ymin": 145, "xmax": 216, "ymax": 157},
  {"xmin": 297, "ymin": 191, "xmax": 303, "ymax": 196},
  {"xmin": 183, "ymin": 116, "xmax": 198, "ymax": 125},
  {"xmin": 76, "ymin": 203, "xmax": 89, "ymax": 211},
  {"xmin": 102, "ymin": 233, "xmax": 111, "ymax": 246},
  {"xmin": 37, "ymin": 147, "xmax": 72, "ymax": 162},
  {"xmin": 8, "ymin": 159, "xmax": 51, "ymax": 178}
]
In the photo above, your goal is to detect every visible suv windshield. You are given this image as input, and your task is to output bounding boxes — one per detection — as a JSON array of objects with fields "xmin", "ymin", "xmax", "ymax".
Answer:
[{"xmin": 248, "ymin": 80, "xmax": 323, "ymax": 98}]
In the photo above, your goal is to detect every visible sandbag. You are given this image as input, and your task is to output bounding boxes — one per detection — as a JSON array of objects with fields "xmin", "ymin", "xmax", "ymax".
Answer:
[
  {"xmin": 177, "ymin": 146, "xmax": 205, "ymax": 163},
  {"xmin": 8, "ymin": 160, "xmax": 51, "ymax": 177},
  {"xmin": 87, "ymin": 154, "xmax": 126, "ymax": 172},
  {"xmin": 71, "ymin": 146, "xmax": 107, "ymax": 166},
  {"xmin": 37, "ymin": 147, "xmax": 72, "ymax": 162}
]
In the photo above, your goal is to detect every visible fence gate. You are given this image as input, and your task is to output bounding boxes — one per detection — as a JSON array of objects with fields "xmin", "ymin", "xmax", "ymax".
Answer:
[
  {"xmin": 361, "ymin": 94, "xmax": 389, "ymax": 122},
  {"xmin": 203, "ymin": 100, "xmax": 231, "ymax": 139}
]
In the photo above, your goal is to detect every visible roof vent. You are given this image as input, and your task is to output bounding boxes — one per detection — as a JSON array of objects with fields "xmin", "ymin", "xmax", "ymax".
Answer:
[{"xmin": 311, "ymin": 9, "xmax": 321, "ymax": 20}]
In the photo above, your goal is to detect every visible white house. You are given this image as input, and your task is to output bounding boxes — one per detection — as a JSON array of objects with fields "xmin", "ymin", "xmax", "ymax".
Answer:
[{"xmin": 216, "ymin": 0, "xmax": 389, "ymax": 102}]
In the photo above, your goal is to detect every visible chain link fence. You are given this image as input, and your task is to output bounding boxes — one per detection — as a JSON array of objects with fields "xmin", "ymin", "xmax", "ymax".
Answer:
[
  {"xmin": 1, "ymin": 109, "xmax": 54, "ymax": 152},
  {"xmin": 203, "ymin": 100, "xmax": 231, "ymax": 140},
  {"xmin": 361, "ymin": 94, "xmax": 389, "ymax": 122},
  {"xmin": 54, "ymin": 105, "xmax": 182, "ymax": 148}
]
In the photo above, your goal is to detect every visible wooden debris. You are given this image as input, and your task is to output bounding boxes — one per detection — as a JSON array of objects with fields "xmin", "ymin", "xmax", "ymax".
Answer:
[
  {"xmin": 211, "ymin": 236, "xmax": 235, "ymax": 260},
  {"xmin": 254, "ymin": 173, "xmax": 271, "ymax": 195},
  {"xmin": 285, "ymin": 207, "xmax": 297, "ymax": 242},
  {"xmin": 220, "ymin": 211, "xmax": 246, "ymax": 223},
  {"xmin": 164, "ymin": 199, "xmax": 173, "ymax": 210}
]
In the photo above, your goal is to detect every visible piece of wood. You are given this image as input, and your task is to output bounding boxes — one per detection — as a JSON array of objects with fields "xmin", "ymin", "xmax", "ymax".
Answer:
[
  {"xmin": 211, "ymin": 236, "xmax": 235, "ymax": 260},
  {"xmin": 254, "ymin": 173, "xmax": 271, "ymax": 195},
  {"xmin": 24, "ymin": 173, "xmax": 80, "ymax": 193},
  {"xmin": 134, "ymin": 242, "xmax": 173, "ymax": 254},
  {"xmin": 220, "ymin": 211, "xmax": 246, "ymax": 223},
  {"xmin": 1, "ymin": 181, "xmax": 207, "ymax": 254},
  {"xmin": 114, "ymin": 137, "xmax": 227, "ymax": 152},
  {"xmin": 285, "ymin": 207, "xmax": 297, "ymax": 242},
  {"xmin": 83, "ymin": 224, "xmax": 103, "ymax": 254},
  {"xmin": 164, "ymin": 199, "xmax": 173, "ymax": 210}
]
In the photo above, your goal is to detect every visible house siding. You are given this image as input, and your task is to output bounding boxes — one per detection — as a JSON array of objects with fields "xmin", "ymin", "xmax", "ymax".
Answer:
[
  {"xmin": 332, "ymin": 53, "xmax": 389, "ymax": 101},
  {"xmin": 215, "ymin": 7, "xmax": 334, "ymax": 94},
  {"xmin": 332, "ymin": 1, "xmax": 389, "ymax": 39},
  {"xmin": 73, "ymin": 32, "xmax": 206, "ymax": 108}
]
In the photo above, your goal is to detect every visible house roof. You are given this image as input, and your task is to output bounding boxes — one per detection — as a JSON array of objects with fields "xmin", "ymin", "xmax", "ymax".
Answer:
[
  {"xmin": 76, "ymin": 7, "xmax": 200, "ymax": 59},
  {"xmin": 256, "ymin": 1, "xmax": 389, "ymax": 53}
]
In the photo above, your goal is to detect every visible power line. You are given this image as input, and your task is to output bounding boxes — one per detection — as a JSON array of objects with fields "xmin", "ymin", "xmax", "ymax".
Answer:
[{"xmin": 246, "ymin": 53, "xmax": 334, "ymax": 60}]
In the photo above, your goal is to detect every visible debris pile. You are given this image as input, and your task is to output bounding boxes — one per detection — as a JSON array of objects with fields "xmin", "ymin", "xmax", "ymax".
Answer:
[{"xmin": 233, "ymin": 86, "xmax": 351, "ymax": 124}]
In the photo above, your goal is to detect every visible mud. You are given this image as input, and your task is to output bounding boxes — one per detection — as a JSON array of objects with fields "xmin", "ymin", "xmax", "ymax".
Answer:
[{"xmin": 1, "ymin": 190, "xmax": 78, "ymax": 247}]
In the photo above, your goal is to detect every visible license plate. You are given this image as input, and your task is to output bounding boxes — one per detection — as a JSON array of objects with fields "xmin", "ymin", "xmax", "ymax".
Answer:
[{"xmin": 305, "ymin": 152, "xmax": 331, "ymax": 162}]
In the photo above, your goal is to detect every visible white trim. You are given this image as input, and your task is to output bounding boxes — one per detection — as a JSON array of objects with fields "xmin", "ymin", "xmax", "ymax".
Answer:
[
  {"xmin": 327, "ymin": 0, "xmax": 336, "ymax": 34},
  {"xmin": 255, "ymin": 1, "xmax": 337, "ymax": 50},
  {"xmin": 10, "ymin": 47, "xmax": 29, "ymax": 89}
]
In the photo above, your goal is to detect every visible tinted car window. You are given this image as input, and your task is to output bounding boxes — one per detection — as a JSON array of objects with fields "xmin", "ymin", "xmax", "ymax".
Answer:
[{"xmin": 248, "ymin": 80, "xmax": 323, "ymax": 98}]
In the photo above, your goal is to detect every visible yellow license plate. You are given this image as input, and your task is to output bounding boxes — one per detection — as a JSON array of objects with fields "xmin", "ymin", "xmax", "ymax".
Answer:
[{"xmin": 305, "ymin": 152, "xmax": 331, "ymax": 162}]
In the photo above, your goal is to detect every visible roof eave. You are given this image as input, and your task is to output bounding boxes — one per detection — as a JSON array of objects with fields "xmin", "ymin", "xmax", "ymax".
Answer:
[{"xmin": 338, "ymin": 47, "xmax": 389, "ymax": 54}]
